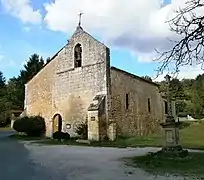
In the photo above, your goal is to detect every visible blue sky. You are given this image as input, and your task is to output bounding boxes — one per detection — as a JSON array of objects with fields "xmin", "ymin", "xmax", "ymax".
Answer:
[{"xmin": 1, "ymin": 0, "xmax": 198, "ymax": 81}]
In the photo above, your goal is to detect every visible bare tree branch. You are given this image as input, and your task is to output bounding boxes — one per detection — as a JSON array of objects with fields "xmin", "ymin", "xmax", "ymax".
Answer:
[{"xmin": 155, "ymin": 0, "xmax": 204, "ymax": 77}]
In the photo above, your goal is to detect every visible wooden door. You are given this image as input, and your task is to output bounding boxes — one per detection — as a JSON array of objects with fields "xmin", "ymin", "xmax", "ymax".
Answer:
[{"xmin": 53, "ymin": 116, "xmax": 58, "ymax": 133}]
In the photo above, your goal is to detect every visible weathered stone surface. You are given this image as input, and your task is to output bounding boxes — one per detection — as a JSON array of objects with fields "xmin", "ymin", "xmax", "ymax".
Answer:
[
  {"xmin": 110, "ymin": 67, "xmax": 164, "ymax": 137},
  {"xmin": 25, "ymin": 26, "xmax": 110, "ymax": 138},
  {"xmin": 76, "ymin": 139, "xmax": 91, "ymax": 144},
  {"xmin": 24, "ymin": 25, "xmax": 164, "ymax": 140}
]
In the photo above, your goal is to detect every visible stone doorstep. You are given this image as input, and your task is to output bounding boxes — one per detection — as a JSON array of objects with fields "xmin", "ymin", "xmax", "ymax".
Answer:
[{"xmin": 76, "ymin": 139, "xmax": 91, "ymax": 144}]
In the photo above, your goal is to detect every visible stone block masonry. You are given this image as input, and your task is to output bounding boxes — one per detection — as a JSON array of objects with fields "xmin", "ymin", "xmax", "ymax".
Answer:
[
  {"xmin": 24, "ymin": 24, "xmax": 164, "ymax": 140},
  {"xmin": 25, "ymin": 26, "xmax": 111, "ymax": 138}
]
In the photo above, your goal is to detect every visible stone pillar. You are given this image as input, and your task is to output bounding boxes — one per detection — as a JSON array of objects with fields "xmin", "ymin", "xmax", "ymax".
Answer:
[
  {"xmin": 171, "ymin": 101, "xmax": 177, "ymax": 119},
  {"xmin": 10, "ymin": 119, "xmax": 15, "ymax": 129},
  {"xmin": 164, "ymin": 124, "xmax": 180, "ymax": 147},
  {"xmin": 47, "ymin": 119, "xmax": 54, "ymax": 137},
  {"xmin": 108, "ymin": 122, "xmax": 116, "ymax": 141},
  {"xmin": 88, "ymin": 110, "xmax": 100, "ymax": 141},
  {"xmin": 159, "ymin": 75, "xmax": 188, "ymax": 157}
]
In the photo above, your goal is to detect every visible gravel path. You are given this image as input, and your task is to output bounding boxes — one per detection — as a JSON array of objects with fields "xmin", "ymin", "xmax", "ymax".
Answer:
[{"xmin": 0, "ymin": 131, "xmax": 188, "ymax": 180}]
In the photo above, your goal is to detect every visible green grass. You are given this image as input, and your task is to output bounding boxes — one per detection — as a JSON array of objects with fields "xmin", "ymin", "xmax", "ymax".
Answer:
[
  {"xmin": 180, "ymin": 121, "xmax": 204, "ymax": 149},
  {"xmin": 131, "ymin": 152, "xmax": 204, "ymax": 178},
  {"xmin": 9, "ymin": 121, "xmax": 204, "ymax": 150},
  {"xmin": 117, "ymin": 120, "xmax": 204, "ymax": 150},
  {"xmin": 0, "ymin": 126, "xmax": 12, "ymax": 131}
]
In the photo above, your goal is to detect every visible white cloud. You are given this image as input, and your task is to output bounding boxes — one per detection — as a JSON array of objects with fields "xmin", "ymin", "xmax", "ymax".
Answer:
[
  {"xmin": 43, "ymin": 0, "xmax": 204, "ymax": 53},
  {"xmin": 43, "ymin": 0, "xmax": 204, "ymax": 79},
  {"xmin": 43, "ymin": 0, "xmax": 175, "ymax": 49},
  {"xmin": 1, "ymin": 0, "xmax": 42, "ymax": 24}
]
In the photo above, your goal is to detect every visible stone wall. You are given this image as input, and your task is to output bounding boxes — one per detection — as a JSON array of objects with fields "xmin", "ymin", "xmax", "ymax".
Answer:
[
  {"xmin": 110, "ymin": 67, "xmax": 164, "ymax": 137},
  {"xmin": 25, "ymin": 27, "xmax": 110, "ymax": 137},
  {"xmin": 52, "ymin": 28, "xmax": 110, "ymax": 136},
  {"xmin": 25, "ymin": 59, "xmax": 57, "ymax": 136}
]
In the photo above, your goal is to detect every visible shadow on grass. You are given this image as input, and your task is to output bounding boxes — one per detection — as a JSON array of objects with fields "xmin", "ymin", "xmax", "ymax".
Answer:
[{"xmin": 130, "ymin": 152, "xmax": 204, "ymax": 178}]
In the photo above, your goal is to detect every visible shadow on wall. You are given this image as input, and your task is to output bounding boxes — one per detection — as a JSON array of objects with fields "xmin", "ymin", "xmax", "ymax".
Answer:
[
  {"xmin": 116, "ymin": 112, "xmax": 162, "ymax": 137},
  {"xmin": 61, "ymin": 94, "xmax": 87, "ymax": 124}
]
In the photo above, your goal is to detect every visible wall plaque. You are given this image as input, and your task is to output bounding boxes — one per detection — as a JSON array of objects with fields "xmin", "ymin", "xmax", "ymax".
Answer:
[
  {"xmin": 91, "ymin": 117, "xmax": 95, "ymax": 121},
  {"xmin": 166, "ymin": 130, "xmax": 173, "ymax": 143}
]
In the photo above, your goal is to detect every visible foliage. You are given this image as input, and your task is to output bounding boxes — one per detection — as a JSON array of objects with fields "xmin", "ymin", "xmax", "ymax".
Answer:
[
  {"xmin": 141, "ymin": 75, "xmax": 152, "ymax": 82},
  {"xmin": 74, "ymin": 121, "xmax": 88, "ymax": 139},
  {"xmin": 46, "ymin": 57, "xmax": 51, "ymax": 64},
  {"xmin": 0, "ymin": 71, "xmax": 12, "ymax": 127},
  {"xmin": 156, "ymin": 0, "xmax": 204, "ymax": 75},
  {"xmin": 158, "ymin": 74, "xmax": 204, "ymax": 118},
  {"xmin": 0, "ymin": 71, "xmax": 6, "ymax": 95},
  {"xmin": 0, "ymin": 54, "xmax": 45, "ymax": 127},
  {"xmin": 20, "ymin": 54, "xmax": 44, "ymax": 83},
  {"xmin": 52, "ymin": 131, "xmax": 70, "ymax": 140},
  {"xmin": 132, "ymin": 152, "xmax": 204, "ymax": 178},
  {"xmin": 13, "ymin": 116, "xmax": 46, "ymax": 137}
]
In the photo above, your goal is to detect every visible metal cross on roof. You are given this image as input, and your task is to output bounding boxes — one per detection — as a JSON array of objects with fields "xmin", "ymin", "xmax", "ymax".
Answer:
[{"xmin": 78, "ymin": 12, "xmax": 84, "ymax": 27}]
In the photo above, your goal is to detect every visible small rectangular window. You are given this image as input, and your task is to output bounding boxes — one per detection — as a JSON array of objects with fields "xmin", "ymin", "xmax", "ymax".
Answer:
[
  {"xmin": 164, "ymin": 101, "xmax": 168, "ymax": 114},
  {"xmin": 74, "ymin": 44, "xmax": 82, "ymax": 68},
  {"xmin": 148, "ymin": 98, "xmax": 151, "ymax": 112},
  {"xmin": 91, "ymin": 117, "xmax": 96, "ymax": 121},
  {"xmin": 126, "ymin": 93, "xmax": 129, "ymax": 110}
]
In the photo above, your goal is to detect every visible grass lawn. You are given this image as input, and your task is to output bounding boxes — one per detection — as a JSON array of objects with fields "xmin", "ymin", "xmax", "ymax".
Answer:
[
  {"xmin": 9, "ymin": 120, "xmax": 204, "ymax": 150},
  {"xmin": 116, "ymin": 120, "xmax": 204, "ymax": 150},
  {"xmin": 0, "ymin": 126, "xmax": 12, "ymax": 131},
  {"xmin": 131, "ymin": 152, "xmax": 204, "ymax": 178},
  {"xmin": 180, "ymin": 121, "xmax": 204, "ymax": 149}
]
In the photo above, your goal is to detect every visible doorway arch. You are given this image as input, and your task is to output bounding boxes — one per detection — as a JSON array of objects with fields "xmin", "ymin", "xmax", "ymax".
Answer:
[{"xmin": 52, "ymin": 114, "xmax": 62, "ymax": 133}]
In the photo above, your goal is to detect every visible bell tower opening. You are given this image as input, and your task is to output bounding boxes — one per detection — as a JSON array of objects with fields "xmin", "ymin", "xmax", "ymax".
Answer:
[{"xmin": 74, "ymin": 43, "xmax": 82, "ymax": 68}]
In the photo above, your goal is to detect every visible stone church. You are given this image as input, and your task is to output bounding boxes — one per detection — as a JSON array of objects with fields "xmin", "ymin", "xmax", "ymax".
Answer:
[{"xmin": 24, "ymin": 22, "xmax": 165, "ymax": 141}]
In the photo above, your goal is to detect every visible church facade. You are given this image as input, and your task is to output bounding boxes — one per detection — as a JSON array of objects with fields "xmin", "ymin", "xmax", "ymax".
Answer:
[{"xmin": 24, "ymin": 24, "xmax": 165, "ymax": 141}]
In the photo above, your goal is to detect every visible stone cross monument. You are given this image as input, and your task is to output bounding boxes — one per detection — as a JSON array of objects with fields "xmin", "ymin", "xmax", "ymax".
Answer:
[{"xmin": 160, "ymin": 74, "xmax": 188, "ymax": 156}]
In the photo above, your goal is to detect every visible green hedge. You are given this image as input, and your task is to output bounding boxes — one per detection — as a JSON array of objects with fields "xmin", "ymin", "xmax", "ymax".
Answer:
[
  {"xmin": 74, "ymin": 122, "xmax": 88, "ymax": 139},
  {"xmin": 13, "ymin": 115, "xmax": 46, "ymax": 137},
  {"xmin": 53, "ymin": 131, "xmax": 70, "ymax": 140}
]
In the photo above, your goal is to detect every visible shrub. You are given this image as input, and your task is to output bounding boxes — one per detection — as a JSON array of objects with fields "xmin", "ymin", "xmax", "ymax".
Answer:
[
  {"xmin": 178, "ymin": 112, "xmax": 188, "ymax": 117},
  {"xmin": 53, "ymin": 131, "xmax": 70, "ymax": 140},
  {"xmin": 13, "ymin": 115, "xmax": 46, "ymax": 137},
  {"xmin": 0, "ymin": 111, "xmax": 11, "ymax": 127},
  {"xmin": 74, "ymin": 121, "xmax": 88, "ymax": 139}
]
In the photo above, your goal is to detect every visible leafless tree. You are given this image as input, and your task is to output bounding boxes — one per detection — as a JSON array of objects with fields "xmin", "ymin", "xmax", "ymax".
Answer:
[{"xmin": 155, "ymin": 0, "xmax": 204, "ymax": 76}]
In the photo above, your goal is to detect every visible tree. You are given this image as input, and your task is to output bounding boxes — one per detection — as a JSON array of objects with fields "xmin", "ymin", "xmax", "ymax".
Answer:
[
  {"xmin": 156, "ymin": 0, "xmax": 204, "ymax": 75},
  {"xmin": 0, "ymin": 55, "xmax": 45, "ymax": 126},
  {"xmin": 21, "ymin": 54, "xmax": 44, "ymax": 83},
  {"xmin": 0, "ymin": 71, "xmax": 6, "ymax": 96},
  {"xmin": 6, "ymin": 77, "xmax": 24, "ymax": 109},
  {"xmin": 6, "ymin": 54, "xmax": 45, "ymax": 110},
  {"xmin": 0, "ymin": 71, "xmax": 5, "ymax": 87},
  {"xmin": 142, "ymin": 75, "xmax": 153, "ymax": 82},
  {"xmin": 169, "ymin": 78, "xmax": 185, "ymax": 99},
  {"xmin": 46, "ymin": 57, "xmax": 51, "ymax": 64},
  {"xmin": 0, "ymin": 71, "xmax": 11, "ymax": 127}
]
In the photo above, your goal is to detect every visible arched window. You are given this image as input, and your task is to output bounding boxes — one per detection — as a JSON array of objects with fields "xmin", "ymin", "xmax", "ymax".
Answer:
[{"xmin": 74, "ymin": 44, "xmax": 82, "ymax": 68}]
